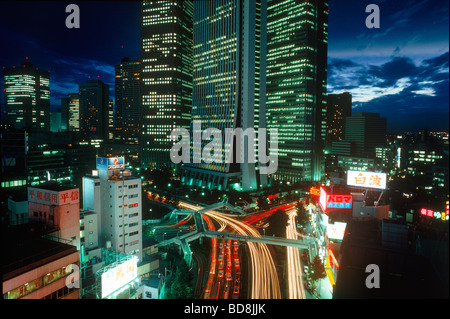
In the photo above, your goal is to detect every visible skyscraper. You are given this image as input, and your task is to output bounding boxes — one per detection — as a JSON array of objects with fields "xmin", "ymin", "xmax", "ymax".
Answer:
[
  {"xmin": 115, "ymin": 57, "xmax": 141, "ymax": 144},
  {"xmin": 344, "ymin": 112, "xmax": 387, "ymax": 157},
  {"xmin": 78, "ymin": 79, "xmax": 110, "ymax": 141},
  {"xmin": 140, "ymin": 0, "xmax": 193, "ymax": 169},
  {"xmin": 61, "ymin": 93, "xmax": 80, "ymax": 132},
  {"xmin": 326, "ymin": 92, "xmax": 352, "ymax": 144},
  {"xmin": 182, "ymin": 0, "xmax": 267, "ymax": 191},
  {"xmin": 266, "ymin": 0, "xmax": 328, "ymax": 183},
  {"xmin": 3, "ymin": 61, "xmax": 50, "ymax": 131}
]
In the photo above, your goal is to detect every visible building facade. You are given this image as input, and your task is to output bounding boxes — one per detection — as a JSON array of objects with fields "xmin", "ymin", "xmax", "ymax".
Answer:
[
  {"xmin": 326, "ymin": 92, "xmax": 352, "ymax": 144},
  {"xmin": 140, "ymin": 0, "xmax": 193, "ymax": 169},
  {"xmin": 115, "ymin": 58, "xmax": 141, "ymax": 144},
  {"xmin": 78, "ymin": 80, "xmax": 110, "ymax": 141},
  {"xmin": 266, "ymin": 0, "xmax": 328, "ymax": 183},
  {"xmin": 82, "ymin": 156, "xmax": 143, "ymax": 261},
  {"xmin": 3, "ymin": 61, "xmax": 50, "ymax": 131},
  {"xmin": 183, "ymin": 0, "xmax": 267, "ymax": 191}
]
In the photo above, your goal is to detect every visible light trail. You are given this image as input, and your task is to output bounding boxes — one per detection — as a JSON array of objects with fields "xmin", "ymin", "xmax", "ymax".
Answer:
[
  {"xmin": 178, "ymin": 201, "xmax": 281, "ymax": 299},
  {"xmin": 204, "ymin": 211, "xmax": 281, "ymax": 299},
  {"xmin": 286, "ymin": 208, "xmax": 306, "ymax": 299}
]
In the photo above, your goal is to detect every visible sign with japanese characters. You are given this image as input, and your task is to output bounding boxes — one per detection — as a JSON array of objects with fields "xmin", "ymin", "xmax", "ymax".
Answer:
[
  {"xmin": 420, "ymin": 208, "xmax": 449, "ymax": 221},
  {"xmin": 28, "ymin": 187, "xmax": 79, "ymax": 206},
  {"xmin": 96, "ymin": 157, "xmax": 125, "ymax": 170},
  {"xmin": 319, "ymin": 187, "xmax": 352, "ymax": 213},
  {"xmin": 101, "ymin": 257, "xmax": 137, "ymax": 298},
  {"xmin": 347, "ymin": 170, "xmax": 387, "ymax": 190}
]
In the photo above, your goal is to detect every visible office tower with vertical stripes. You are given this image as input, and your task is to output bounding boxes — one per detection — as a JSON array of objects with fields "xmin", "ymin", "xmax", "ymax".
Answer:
[
  {"xmin": 140, "ymin": 0, "xmax": 193, "ymax": 169},
  {"xmin": 182, "ymin": 0, "xmax": 267, "ymax": 191},
  {"xmin": 266, "ymin": 0, "xmax": 328, "ymax": 183}
]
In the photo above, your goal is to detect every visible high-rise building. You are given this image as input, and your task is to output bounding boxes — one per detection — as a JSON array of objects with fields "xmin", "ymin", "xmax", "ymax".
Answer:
[
  {"xmin": 78, "ymin": 80, "xmax": 109, "ymax": 141},
  {"xmin": 115, "ymin": 58, "xmax": 141, "ymax": 144},
  {"xmin": 140, "ymin": 0, "xmax": 193, "ymax": 169},
  {"xmin": 266, "ymin": 0, "xmax": 328, "ymax": 183},
  {"xmin": 61, "ymin": 93, "xmax": 80, "ymax": 132},
  {"xmin": 326, "ymin": 92, "xmax": 352, "ymax": 144},
  {"xmin": 182, "ymin": 0, "xmax": 267, "ymax": 191},
  {"xmin": 344, "ymin": 112, "xmax": 387, "ymax": 157},
  {"xmin": 82, "ymin": 156, "xmax": 143, "ymax": 261},
  {"xmin": 3, "ymin": 61, "xmax": 50, "ymax": 131}
]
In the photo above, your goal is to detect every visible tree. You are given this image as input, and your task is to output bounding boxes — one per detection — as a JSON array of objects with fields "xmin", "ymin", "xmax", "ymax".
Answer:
[
  {"xmin": 296, "ymin": 201, "xmax": 309, "ymax": 231},
  {"xmin": 166, "ymin": 259, "xmax": 193, "ymax": 299},
  {"xmin": 265, "ymin": 209, "xmax": 289, "ymax": 237},
  {"xmin": 309, "ymin": 255, "xmax": 326, "ymax": 282}
]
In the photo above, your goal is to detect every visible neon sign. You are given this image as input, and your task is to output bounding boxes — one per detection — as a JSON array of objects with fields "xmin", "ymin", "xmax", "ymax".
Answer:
[
  {"xmin": 420, "ymin": 208, "xmax": 449, "ymax": 221},
  {"xmin": 319, "ymin": 187, "xmax": 352, "ymax": 212}
]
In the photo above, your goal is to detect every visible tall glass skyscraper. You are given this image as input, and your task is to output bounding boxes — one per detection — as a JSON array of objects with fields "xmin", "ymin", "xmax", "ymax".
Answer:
[
  {"xmin": 3, "ymin": 61, "xmax": 50, "ymax": 131},
  {"xmin": 140, "ymin": 0, "xmax": 193, "ymax": 169},
  {"xmin": 266, "ymin": 0, "xmax": 328, "ymax": 183},
  {"xmin": 115, "ymin": 57, "xmax": 141, "ymax": 144},
  {"xmin": 183, "ymin": 0, "xmax": 267, "ymax": 191}
]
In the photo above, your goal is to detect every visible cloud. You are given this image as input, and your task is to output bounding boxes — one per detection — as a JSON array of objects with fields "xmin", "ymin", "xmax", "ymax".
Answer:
[{"xmin": 328, "ymin": 51, "xmax": 449, "ymax": 131}]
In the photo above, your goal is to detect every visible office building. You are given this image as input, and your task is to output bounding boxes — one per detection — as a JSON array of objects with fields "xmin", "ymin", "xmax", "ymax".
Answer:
[
  {"xmin": 82, "ymin": 156, "xmax": 143, "ymax": 261},
  {"xmin": 2, "ymin": 225, "xmax": 80, "ymax": 299},
  {"xmin": 3, "ymin": 61, "xmax": 50, "ymax": 131},
  {"xmin": 343, "ymin": 112, "xmax": 387, "ymax": 157},
  {"xmin": 61, "ymin": 93, "xmax": 80, "ymax": 132},
  {"xmin": 115, "ymin": 58, "xmax": 141, "ymax": 144},
  {"xmin": 79, "ymin": 80, "xmax": 110, "ymax": 141},
  {"xmin": 326, "ymin": 92, "xmax": 352, "ymax": 144},
  {"xmin": 266, "ymin": 0, "xmax": 328, "ymax": 183},
  {"xmin": 140, "ymin": 0, "xmax": 193, "ymax": 169},
  {"xmin": 27, "ymin": 182, "xmax": 81, "ymax": 250},
  {"xmin": 183, "ymin": 0, "xmax": 267, "ymax": 191}
]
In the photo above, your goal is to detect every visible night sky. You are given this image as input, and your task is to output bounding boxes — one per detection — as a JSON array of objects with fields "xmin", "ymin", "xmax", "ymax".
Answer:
[{"xmin": 0, "ymin": 0, "xmax": 448, "ymax": 133}]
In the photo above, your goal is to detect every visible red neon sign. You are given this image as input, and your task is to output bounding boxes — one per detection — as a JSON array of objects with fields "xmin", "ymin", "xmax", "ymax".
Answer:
[{"xmin": 319, "ymin": 187, "xmax": 352, "ymax": 212}]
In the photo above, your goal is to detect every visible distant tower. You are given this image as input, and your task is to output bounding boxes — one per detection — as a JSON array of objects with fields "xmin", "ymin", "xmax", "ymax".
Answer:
[
  {"xmin": 326, "ymin": 92, "xmax": 352, "ymax": 144},
  {"xmin": 3, "ymin": 61, "xmax": 50, "ymax": 131},
  {"xmin": 115, "ymin": 57, "xmax": 141, "ymax": 144},
  {"xmin": 78, "ymin": 80, "xmax": 110, "ymax": 140}
]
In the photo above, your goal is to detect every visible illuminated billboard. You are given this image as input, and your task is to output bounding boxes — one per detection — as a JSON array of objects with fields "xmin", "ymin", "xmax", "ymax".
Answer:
[
  {"xmin": 347, "ymin": 170, "xmax": 387, "ymax": 190},
  {"xmin": 319, "ymin": 187, "xmax": 352, "ymax": 213},
  {"xmin": 97, "ymin": 157, "xmax": 125, "ymax": 171},
  {"xmin": 101, "ymin": 256, "xmax": 137, "ymax": 298},
  {"xmin": 327, "ymin": 222, "xmax": 347, "ymax": 240}
]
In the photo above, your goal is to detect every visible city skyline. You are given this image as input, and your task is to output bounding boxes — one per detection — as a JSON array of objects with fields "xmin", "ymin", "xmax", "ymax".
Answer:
[
  {"xmin": 1, "ymin": 1, "xmax": 448, "ymax": 302},
  {"xmin": 0, "ymin": 0, "xmax": 448, "ymax": 132}
]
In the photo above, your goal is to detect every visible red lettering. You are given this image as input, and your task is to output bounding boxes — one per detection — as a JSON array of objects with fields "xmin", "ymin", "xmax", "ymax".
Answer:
[{"xmin": 60, "ymin": 193, "xmax": 69, "ymax": 203}]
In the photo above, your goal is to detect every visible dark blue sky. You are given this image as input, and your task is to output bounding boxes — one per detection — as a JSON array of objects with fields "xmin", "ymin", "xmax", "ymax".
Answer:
[{"xmin": 0, "ymin": 0, "xmax": 448, "ymax": 132}]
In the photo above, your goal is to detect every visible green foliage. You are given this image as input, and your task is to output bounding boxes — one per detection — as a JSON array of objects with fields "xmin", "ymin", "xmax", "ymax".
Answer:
[
  {"xmin": 166, "ymin": 259, "xmax": 193, "ymax": 299},
  {"xmin": 309, "ymin": 255, "xmax": 326, "ymax": 282}
]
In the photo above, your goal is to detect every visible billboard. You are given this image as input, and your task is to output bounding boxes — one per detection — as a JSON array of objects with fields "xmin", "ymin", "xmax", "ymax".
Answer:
[
  {"xmin": 327, "ymin": 222, "xmax": 347, "ymax": 240},
  {"xmin": 101, "ymin": 256, "xmax": 137, "ymax": 298},
  {"xmin": 347, "ymin": 170, "xmax": 387, "ymax": 190},
  {"xmin": 97, "ymin": 157, "xmax": 125, "ymax": 171},
  {"xmin": 319, "ymin": 187, "xmax": 352, "ymax": 213}
]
